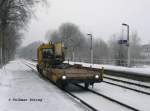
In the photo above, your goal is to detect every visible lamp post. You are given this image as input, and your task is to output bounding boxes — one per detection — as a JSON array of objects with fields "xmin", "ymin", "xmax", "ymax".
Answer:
[
  {"xmin": 122, "ymin": 23, "xmax": 130, "ymax": 67},
  {"xmin": 0, "ymin": 33, "xmax": 2, "ymax": 67},
  {"xmin": 87, "ymin": 33, "xmax": 93, "ymax": 66},
  {"xmin": 72, "ymin": 47, "xmax": 75, "ymax": 62}
]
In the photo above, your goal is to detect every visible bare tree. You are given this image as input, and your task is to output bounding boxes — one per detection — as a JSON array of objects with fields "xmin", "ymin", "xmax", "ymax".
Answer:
[
  {"xmin": 59, "ymin": 23, "xmax": 85, "ymax": 48},
  {"xmin": 130, "ymin": 31, "xmax": 142, "ymax": 65},
  {"xmin": 108, "ymin": 34, "xmax": 127, "ymax": 66},
  {"xmin": 93, "ymin": 38, "xmax": 109, "ymax": 63},
  {"xmin": 0, "ymin": 0, "xmax": 46, "ymax": 65},
  {"xmin": 108, "ymin": 31, "xmax": 143, "ymax": 66},
  {"xmin": 45, "ymin": 30, "xmax": 60, "ymax": 43},
  {"xmin": 17, "ymin": 41, "xmax": 42, "ymax": 59},
  {"xmin": 46, "ymin": 23, "xmax": 85, "ymax": 59}
]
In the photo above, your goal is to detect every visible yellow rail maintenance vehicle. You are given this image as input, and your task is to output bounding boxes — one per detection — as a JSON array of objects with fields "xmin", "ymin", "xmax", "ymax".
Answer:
[{"xmin": 36, "ymin": 42, "xmax": 103, "ymax": 88}]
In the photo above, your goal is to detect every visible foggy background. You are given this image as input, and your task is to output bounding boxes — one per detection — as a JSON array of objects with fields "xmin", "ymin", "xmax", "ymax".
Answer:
[
  {"xmin": 1, "ymin": 0, "xmax": 150, "ymax": 67},
  {"xmin": 23, "ymin": 0, "xmax": 150, "ymax": 46}
]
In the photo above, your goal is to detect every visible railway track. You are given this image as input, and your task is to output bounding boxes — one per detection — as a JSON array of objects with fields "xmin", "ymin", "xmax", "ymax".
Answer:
[
  {"xmin": 62, "ymin": 88, "xmax": 98, "ymax": 111},
  {"xmin": 23, "ymin": 61, "xmax": 142, "ymax": 111},
  {"xmin": 74, "ymin": 84, "xmax": 140, "ymax": 111},
  {"xmin": 26, "ymin": 60, "xmax": 150, "ymax": 87},
  {"xmin": 23, "ymin": 61, "xmax": 98, "ymax": 111},
  {"xmin": 104, "ymin": 76, "xmax": 150, "ymax": 89},
  {"xmin": 103, "ymin": 75, "xmax": 150, "ymax": 95},
  {"xmin": 103, "ymin": 80, "xmax": 150, "ymax": 96}
]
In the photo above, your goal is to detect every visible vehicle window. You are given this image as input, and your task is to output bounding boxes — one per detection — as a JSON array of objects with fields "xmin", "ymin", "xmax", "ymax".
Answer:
[{"xmin": 42, "ymin": 48, "xmax": 53, "ymax": 59}]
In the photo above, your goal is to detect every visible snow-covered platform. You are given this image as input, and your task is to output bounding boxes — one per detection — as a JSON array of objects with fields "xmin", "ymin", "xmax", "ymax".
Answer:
[
  {"xmin": 64, "ymin": 61, "xmax": 150, "ymax": 82},
  {"xmin": 31, "ymin": 60, "xmax": 150, "ymax": 76},
  {"xmin": 0, "ymin": 60, "xmax": 85, "ymax": 111},
  {"xmin": 65, "ymin": 61, "xmax": 150, "ymax": 75}
]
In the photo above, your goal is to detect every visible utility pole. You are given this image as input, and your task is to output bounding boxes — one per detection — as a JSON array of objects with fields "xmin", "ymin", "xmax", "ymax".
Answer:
[
  {"xmin": 122, "ymin": 23, "xmax": 130, "ymax": 67},
  {"xmin": 1, "ymin": 29, "xmax": 5, "ymax": 65},
  {"xmin": 87, "ymin": 33, "xmax": 93, "ymax": 65},
  {"xmin": 72, "ymin": 47, "xmax": 75, "ymax": 62},
  {"xmin": 0, "ymin": 48, "xmax": 2, "ymax": 67},
  {"xmin": 0, "ymin": 32, "xmax": 2, "ymax": 67},
  {"xmin": 0, "ymin": 29, "xmax": 4, "ymax": 67}
]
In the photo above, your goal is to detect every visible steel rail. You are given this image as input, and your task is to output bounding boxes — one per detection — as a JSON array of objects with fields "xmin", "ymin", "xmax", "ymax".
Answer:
[
  {"xmin": 23, "ymin": 62, "xmax": 98, "ymax": 111},
  {"xmin": 103, "ymin": 80, "xmax": 150, "ymax": 96},
  {"xmin": 62, "ymin": 88, "xmax": 98, "ymax": 111},
  {"xmin": 104, "ymin": 76, "xmax": 150, "ymax": 89},
  {"xmin": 24, "ymin": 61, "xmax": 140, "ymax": 111},
  {"xmin": 75, "ymin": 84, "xmax": 140, "ymax": 111}
]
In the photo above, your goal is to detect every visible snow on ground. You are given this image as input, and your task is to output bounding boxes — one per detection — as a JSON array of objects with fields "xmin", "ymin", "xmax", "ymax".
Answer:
[
  {"xmin": 26, "ymin": 59, "xmax": 150, "ymax": 76},
  {"xmin": 64, "ymin": 61, "xmax": 150, "ymax": 76},
  {"xmin": 104, "ymin": 75, "xmax": 150, "ymax": 87},
  {"xmin": 104, "ymin": 78, "xmax": 150, "ymax": 95},
  {"xmin": 0, "ymin": 60, "xmax": 87, "ymax": 111},
  {"xmin": 67, "ymin": 85, "xmax": 132, "ymax": 111},
  {"xmin": 24, "ymin": 60, "xmax": 37, "ymax": 66},
  {"xmin": 27, "ymin": 59, "xmax": 150, "ymax": 111},
  {"xmin": 91, "ymin": 82, "xmax": 150, "ymax": 111}
]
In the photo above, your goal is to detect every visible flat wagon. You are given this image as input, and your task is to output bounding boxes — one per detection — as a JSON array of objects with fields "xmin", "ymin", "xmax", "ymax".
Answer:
[{"xmin": 37, "ymin": 42, "xmax": 103, "ymax": 88}]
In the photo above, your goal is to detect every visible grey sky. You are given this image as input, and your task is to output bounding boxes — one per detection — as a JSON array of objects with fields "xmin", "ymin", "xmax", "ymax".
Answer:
[{"xmin": 23, "ymin": 0, "xmax": 150, "ymax": 46}]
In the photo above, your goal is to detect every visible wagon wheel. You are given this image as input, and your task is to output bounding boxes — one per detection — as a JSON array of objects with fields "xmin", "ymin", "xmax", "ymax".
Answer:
[
  {"xmin": 62, "ymin": 82, "xmax": 68, "ymax": 88},
  {"xmin": 56, "ymin": 80, "xmax": 68, "ymax": 89},
  {"xmin": 84, "ymin": 83, "xmax": 89, "ymax": 89},
  {"xmin": 36, "ymin": 64, "xmax": 39, "ymax": 72}
]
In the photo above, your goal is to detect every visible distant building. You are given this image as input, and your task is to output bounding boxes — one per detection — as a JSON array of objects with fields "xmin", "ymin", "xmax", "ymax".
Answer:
[{"xmin": 141, "ymin": 44, "xmax": 150, "ymax": 58}]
